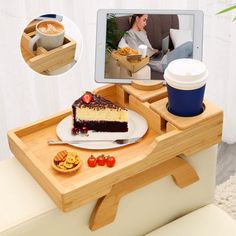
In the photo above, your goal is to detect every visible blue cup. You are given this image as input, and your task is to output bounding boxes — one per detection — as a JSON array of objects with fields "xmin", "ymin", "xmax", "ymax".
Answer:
[{"xmin": 164, "ymin": 59, "xmax": 208, "ymax": 117}]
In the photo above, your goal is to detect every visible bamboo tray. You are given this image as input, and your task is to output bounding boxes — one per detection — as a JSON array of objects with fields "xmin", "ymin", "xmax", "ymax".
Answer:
[
  {"xmin": 112, "ymin": 51, "xmax": 149, "ymax": 73},
  {"xmin": 7, "ymin": 83, "xmax": 223, "ymax": 230},
  {"xmin": 20, "ymin": 20, "xmax": 76, "ymax": 74}
]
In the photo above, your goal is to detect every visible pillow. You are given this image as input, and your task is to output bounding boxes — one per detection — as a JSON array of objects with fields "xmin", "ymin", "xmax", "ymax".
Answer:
[
  {"xmin": 170, "ymin": 28, "xmax": 193, "ymax": 48},
  {"xmin": 118, "ymin": 37, "xmax": 129, "ymax": 49}
]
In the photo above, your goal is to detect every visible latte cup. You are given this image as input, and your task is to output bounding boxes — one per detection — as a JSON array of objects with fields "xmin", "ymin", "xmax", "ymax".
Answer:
[
  {"xmin": 164, "ymin": 59, "xmax": 208, "ymax": 117},
  {"xmin": 138, "ymin": 44, "xmax": 147, "ymax": 58},
  {"xmin": 29, "ymin": 20, "xmax": 65, "ymax": 51}
]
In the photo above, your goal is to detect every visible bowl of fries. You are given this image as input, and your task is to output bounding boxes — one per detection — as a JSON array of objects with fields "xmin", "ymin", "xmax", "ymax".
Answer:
[
  {"xmin": 113, "ymin": 47, "xmax": 139, "ymax": 56},
  {"xmin": 52, "ymin": 150, "xmax": 82, "ymax": 174}
]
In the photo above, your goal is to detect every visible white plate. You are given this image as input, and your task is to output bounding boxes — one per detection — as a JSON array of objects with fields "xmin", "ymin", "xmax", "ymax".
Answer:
[{"xmin": 56, "ymin": 110, "xmax": 148, "ymax": 150}]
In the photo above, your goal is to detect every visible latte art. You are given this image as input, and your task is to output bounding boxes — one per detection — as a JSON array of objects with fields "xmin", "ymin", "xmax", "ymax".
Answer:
[{"xmin": 38, "ymin": 21, "xmax": 64, "ymax": 35}]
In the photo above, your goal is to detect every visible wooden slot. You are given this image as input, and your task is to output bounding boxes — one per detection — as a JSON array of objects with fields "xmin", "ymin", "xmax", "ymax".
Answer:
[
  {"xmin": 36, "ymin": 47, "xmax": 48, "ymax": 55},
  {"xmin": 24, "ymin": 20, "xmax": 39, "ymax": 34},
  {"xmin": 124, "ymin": 90, "xmax": 130, "ymax": 105},
  {"xmin": 166, "ymin": 122, "xmax": 177, "ymax": 132},
  {"xmin": 63, "ymin": 36, "xmax": 71, "ymax": 44},
  {"xmin": 20, "ymin": 32, "xmax": 35, "ymax": 60},
  {"xmin": 129, "ymin": 95, "xmax": 162, "ymax": 133},
  {"xmin": 27, "ymin": 39, "xmax": 76, "ymax": 73},
  {"xmin": 114, "ymin": 85, "xmax": 130, "ymax": 107},
  {"xmin": 160, "ymin": 118, "xmax": 168, "ymax": 133},
  {"xmin": 28, "ymin": 31, "xmax": 36, "ymax": 38}
]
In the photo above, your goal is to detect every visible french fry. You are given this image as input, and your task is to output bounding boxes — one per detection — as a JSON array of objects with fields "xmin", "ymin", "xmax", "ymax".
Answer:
[{"xmin": 115, "ymin": 47, "xmax": 139, "ymax": 56}]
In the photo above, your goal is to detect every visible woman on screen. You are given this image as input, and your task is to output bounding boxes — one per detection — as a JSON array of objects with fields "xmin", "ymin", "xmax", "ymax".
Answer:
[{"xmin": 119, "ymin": 14, "xmax": 193, "ymax": 73}]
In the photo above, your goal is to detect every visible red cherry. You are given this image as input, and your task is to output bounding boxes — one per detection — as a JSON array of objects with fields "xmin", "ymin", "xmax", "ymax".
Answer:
[
  {"xmin": 71, "ymin": 127, "xmax": 79, "ymax": 135},
  {"xmin": 82, "ymin": 92, "xmax": 92, "ymax": 104},
  {"xmin": 80, "ymin": 126, "xmax": 88, "ymax": 134}
]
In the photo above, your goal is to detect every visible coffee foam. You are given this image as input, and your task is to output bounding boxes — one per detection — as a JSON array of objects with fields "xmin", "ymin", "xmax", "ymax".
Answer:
[{"xmin": 38, "ymin": 21, "xmax": 64, "ymax": 35}]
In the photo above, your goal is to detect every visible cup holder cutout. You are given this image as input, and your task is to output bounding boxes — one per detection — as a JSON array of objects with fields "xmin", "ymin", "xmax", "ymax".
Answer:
[
  {"xmin": 166, "ymin": 102, "xmax": 206, "ymax": 117},
  {"xmin": 124, "ymin": 91, "xmax": 130, "ymax": 105}
]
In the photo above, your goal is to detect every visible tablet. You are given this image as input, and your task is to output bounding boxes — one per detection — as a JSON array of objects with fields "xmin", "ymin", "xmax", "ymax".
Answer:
[{"xmin": 95, "ymin": 9, "xmax": 204, "ymax": 84}]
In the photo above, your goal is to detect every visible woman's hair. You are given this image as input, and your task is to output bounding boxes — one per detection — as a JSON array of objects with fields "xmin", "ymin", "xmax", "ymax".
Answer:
[{"xmin": 129, "ymin": 14, "xmax": 144, "ymax": 28}]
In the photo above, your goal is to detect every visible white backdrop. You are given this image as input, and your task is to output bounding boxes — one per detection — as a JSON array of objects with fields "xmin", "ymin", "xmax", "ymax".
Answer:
[{"xmin": 0, "ymin": 0, "xmax": 235, "ymax": 160}]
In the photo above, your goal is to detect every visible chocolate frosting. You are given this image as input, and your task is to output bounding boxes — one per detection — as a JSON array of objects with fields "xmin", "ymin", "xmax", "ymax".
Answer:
[{"xmin": 72, "ymin": 92, "xmax": 127, "ymax": 111}]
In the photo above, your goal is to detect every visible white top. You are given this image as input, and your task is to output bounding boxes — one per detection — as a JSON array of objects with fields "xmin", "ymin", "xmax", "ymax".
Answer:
[{"xmin": 164, "ymin": 59, "xmax": 208, "ymax": 90}]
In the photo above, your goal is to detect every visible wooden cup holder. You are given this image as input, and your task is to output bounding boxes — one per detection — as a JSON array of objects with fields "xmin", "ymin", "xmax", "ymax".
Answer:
[
  {"xmin": 20, "ymin": 20, "xmax": 76, "ymax": 74},
  {"xmin": 166, "ymin": 102, "xmax": 206, "ymax": 117},
  {"xmin": 8, "ymin": 82, "xmax": 223, "ymax": 231}
]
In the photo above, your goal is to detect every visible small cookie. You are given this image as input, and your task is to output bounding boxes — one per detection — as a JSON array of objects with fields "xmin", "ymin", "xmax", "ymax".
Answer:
[
  {"xmin": 63, "ymin": 161, "xmax": 74, "ymax": 169},
  {"xmin": 58, "ymin": 162, "xmax": 67, "ymax": 170},
  {"xmin": 66, "ymin": 156, "xmax": 76, "ymax": 164},
  {"xmin": 74, "ymin": 157, "xmax": 80, "ymax": 165},
  {"xmin": 54, "ymin": 150, "xmax": 68, "ymax": 163}
]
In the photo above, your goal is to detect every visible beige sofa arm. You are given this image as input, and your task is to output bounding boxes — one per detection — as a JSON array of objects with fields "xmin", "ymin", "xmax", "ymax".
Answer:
[{"xmin": 146, "ymin": 204, "xmax": 236, "ymax": 236}]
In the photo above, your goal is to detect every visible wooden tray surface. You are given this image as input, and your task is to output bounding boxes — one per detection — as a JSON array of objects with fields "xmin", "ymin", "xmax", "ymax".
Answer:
[
  {"xmin": 111, "ymin": 51, "xmax": 149, "ymax": 73},
  {"xmin": 8, "ymin": 84, "xmax": 223, "ymax": 212},
  {"xmin": 8, "ymin": 107, "xmax": 158, "ymax": 211}
]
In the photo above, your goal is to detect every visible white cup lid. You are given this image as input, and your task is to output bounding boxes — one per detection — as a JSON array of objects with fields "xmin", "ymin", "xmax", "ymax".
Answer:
[
  {"xmin": 138, "ymin": 44, "xmax": 147, "ymax": 49},
  {"xmin": 164, "ymin": 59, "xmax": 208, "ymax": 90}
]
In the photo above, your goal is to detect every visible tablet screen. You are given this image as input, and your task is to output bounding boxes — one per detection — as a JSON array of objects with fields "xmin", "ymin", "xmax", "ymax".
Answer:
[{"xmin": 95, "ymin": 10, "xmax": 203, "ymax": 84}]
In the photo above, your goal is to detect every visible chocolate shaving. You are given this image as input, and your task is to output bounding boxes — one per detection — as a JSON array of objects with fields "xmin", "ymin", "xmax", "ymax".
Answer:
[{"xmin": 72, "ymin": 92, "xmax": 127, "ymax": 111}]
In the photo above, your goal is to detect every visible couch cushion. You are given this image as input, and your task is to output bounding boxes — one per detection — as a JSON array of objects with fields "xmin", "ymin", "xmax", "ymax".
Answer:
[
  {"xmin": 170, "ymin": 28, "xmax": 193, "ymax": 48},
  {"xmin": 146, "ymin": 204, "xmax": 236, "ymax": 236}
]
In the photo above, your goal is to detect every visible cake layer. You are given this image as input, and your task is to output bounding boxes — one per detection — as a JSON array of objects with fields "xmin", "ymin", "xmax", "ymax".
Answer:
[
  {"xmin": 72, "ymin": 92, "xmax": 128, "ymax": 133},
  {"xmin": 75, "ymin": 107, "xmax": 128, "ymax": 122},
  {"xmin": 74, "ymin": 120, "xmax": 128, "ymax": 132}
]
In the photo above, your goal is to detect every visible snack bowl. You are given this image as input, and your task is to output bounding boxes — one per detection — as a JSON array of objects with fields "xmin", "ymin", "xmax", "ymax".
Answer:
[{"xmin": 52, "ymin": 150, "xmax": 82, "ymax": 174}]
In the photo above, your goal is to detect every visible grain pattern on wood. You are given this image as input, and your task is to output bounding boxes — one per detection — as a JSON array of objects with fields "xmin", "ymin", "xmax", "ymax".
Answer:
[
  {"xmin": 150, "ymin": 98, "xmax": 222, "ymax": 130},
  {"xmin": 122, "ymin": 84, "xmax": 167, "ymax": 103},
  {"xmin": 131, "ymin": 80, "xmax": 163, "ymax": 91},
  {"xmin": 129, "ymin": 95, "xmax": 162, "ymax": 133},
  {"xmin": 7, "ymin": 83, "xmax": 223, "ymax": 217},
  {"xmin": 111, "ymin": 51, "xmax": 149, "ymax": 73}
]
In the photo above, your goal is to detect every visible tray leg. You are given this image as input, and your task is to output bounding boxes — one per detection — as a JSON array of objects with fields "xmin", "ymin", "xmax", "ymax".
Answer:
[
  {"xmin": 89, "ymin": 192, "xmax": 121, "ymax": 231},
  {"xmin": 89, "ymin": 156, "xmax": 199, "ymax": 230}
]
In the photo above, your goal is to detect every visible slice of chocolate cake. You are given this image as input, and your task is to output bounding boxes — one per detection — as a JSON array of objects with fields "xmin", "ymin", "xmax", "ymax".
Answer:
[{"xmin": 72, "ymin": 92, "xmax": 128, "ymax": 133}]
